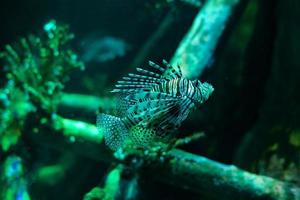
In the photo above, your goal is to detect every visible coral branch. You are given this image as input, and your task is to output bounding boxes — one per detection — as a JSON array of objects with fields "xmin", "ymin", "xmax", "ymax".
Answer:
[
  {"xmin": 42, "ymin": 117, "xmax": 300, "ymax": 199},
  {"xmin": 170, "ymin": 0, "xmax": 245, "ymax": 78}
]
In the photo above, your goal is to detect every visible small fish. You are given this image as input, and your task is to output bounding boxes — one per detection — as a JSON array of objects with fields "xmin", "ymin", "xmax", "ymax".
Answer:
[
  {"xmin": 97, "ymin": 60, "xmax": 214, "ymax": 150},
  {"xmin": 80, "ymin": 35, "xmax": 130, "ymax": 63}
]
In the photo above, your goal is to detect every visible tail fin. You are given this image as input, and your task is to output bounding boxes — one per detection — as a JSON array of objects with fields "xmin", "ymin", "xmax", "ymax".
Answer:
[{"xmin": 96, "ymin": 114, "xmax": 129, "ymax": 151}]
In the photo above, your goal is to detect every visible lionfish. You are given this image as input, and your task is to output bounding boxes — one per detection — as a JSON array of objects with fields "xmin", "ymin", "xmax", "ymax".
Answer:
[{"xmin": 97, "ymin": 60, "xmax": 214, "ymax": 151}]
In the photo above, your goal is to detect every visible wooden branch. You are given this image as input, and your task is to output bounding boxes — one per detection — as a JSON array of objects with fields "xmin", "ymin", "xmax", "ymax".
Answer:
[
  {"xmin": 32, "ymin": 116, "xmax": 300, "ymax": 200},
  {"xmin": 33, "ymin": 152, "xmax": 75, "ymax": 186},
  {"xmin": 52, "ymin": 115, "xmax": 102, "ymax": 144},
  {"xmin": 154, "ymin": 150, "xmax": 300, "ymax": 200},
  {"xmin": 83, "ymin": 165, "xmax": 123, "ymax": 200},
  {"xmin": 102, "ymin": 165, "xmax": 123, "ymax": 199},
  {"xmin": 170, "ymin": 0, "xmax": 246, "ymax": 78},
  {"xmin": 178, "ymin": 0, "xmax": 202, "ymax": 8},
  {"xmin": 58, "ymin": 93, "xmax": 115, "ymax": 113}
]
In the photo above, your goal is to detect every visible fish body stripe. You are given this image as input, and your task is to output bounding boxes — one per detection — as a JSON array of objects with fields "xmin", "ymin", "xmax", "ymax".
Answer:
[
  {"xmin": 152, "ymin": 78, "xmax": 196, "ymax": 100},
  {"xmin": 122, "ymin": 78, "xmax": 198, "ymax": 130},
  {"xmin": 122, "ymin": 117, "xmax": 135, "ymax": 128}
]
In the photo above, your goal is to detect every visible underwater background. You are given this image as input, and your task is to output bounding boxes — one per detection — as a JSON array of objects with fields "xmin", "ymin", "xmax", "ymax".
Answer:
[{"xmin": 1, "ymin": 0, "xmax": 300, "ymax": 199}]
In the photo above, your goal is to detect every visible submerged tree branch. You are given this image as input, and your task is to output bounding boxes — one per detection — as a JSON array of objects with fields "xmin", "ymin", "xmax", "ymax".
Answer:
[
  {"xmin": 83, "ymin": 165, "xmax": 123, "ymax": 200},
  {"xmin": 33, "ymin": 116, "xmax": 300, "ymax": 200},
  {"xmin": 155, "ymin": 150, "xmax": 300, "ymax": 200},
  {"xmin": 171, "ymin": 0, "xmax": 246, "ymax": 78},
  {"xmin": 179, "ymin": 0, "xmax": 202, "ymax": 8},
  {"xmin": 58, "ymin": 93, "xmax": 116, "ymax": 113},
  {"xmin": 52, "ymin": 115, "xmax": 102, "ymax": 144}
]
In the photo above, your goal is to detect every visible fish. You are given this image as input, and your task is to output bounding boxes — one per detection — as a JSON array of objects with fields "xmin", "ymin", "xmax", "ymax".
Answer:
[
  {"xmin": 97, "ymin": 60, "xmax": 214, "ymax": 150},
  {"xmin": 80, "ymin": 35, "xmax": 130, "ymax": 63}
]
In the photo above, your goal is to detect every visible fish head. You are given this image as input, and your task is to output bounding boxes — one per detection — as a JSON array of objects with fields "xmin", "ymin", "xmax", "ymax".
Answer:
[{"xmin": 192, "ymin": 80, "xmax": 214, "ymax": 105}]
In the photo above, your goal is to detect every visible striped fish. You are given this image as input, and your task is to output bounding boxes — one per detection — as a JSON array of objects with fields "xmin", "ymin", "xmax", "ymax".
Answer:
[{"xmin": 97, "ymin": 60, "xmax": 214, "ymax": 150}]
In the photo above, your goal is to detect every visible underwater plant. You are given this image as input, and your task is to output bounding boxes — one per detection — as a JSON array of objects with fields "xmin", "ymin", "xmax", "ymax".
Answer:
[
  {"xmin": 0, "ymin": 19, "xmax": 84, "ymax": 152},
  {"xmin": 0, "ymin": 156, "xmax": 30, "ymax": 200},
  {"xmin": 0, "ymin": 20, "xmax": 84, "ymax": 199}
]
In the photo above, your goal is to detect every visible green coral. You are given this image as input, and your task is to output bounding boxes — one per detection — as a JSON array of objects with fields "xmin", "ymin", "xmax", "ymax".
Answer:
[
  {"xmin": 0, "ymin": 82, "xmax": 34, "ymax": 151},
  {"xmin": 0, "ymin": 156, "xmax": 31, "ymax": 200},
  {"xmin": 0, "ymin": 20, "xmax": 84, "ymax": 151},
  {"xmin": 1, "ymin": 20, "xmax": 84, "ymax": 112}
]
